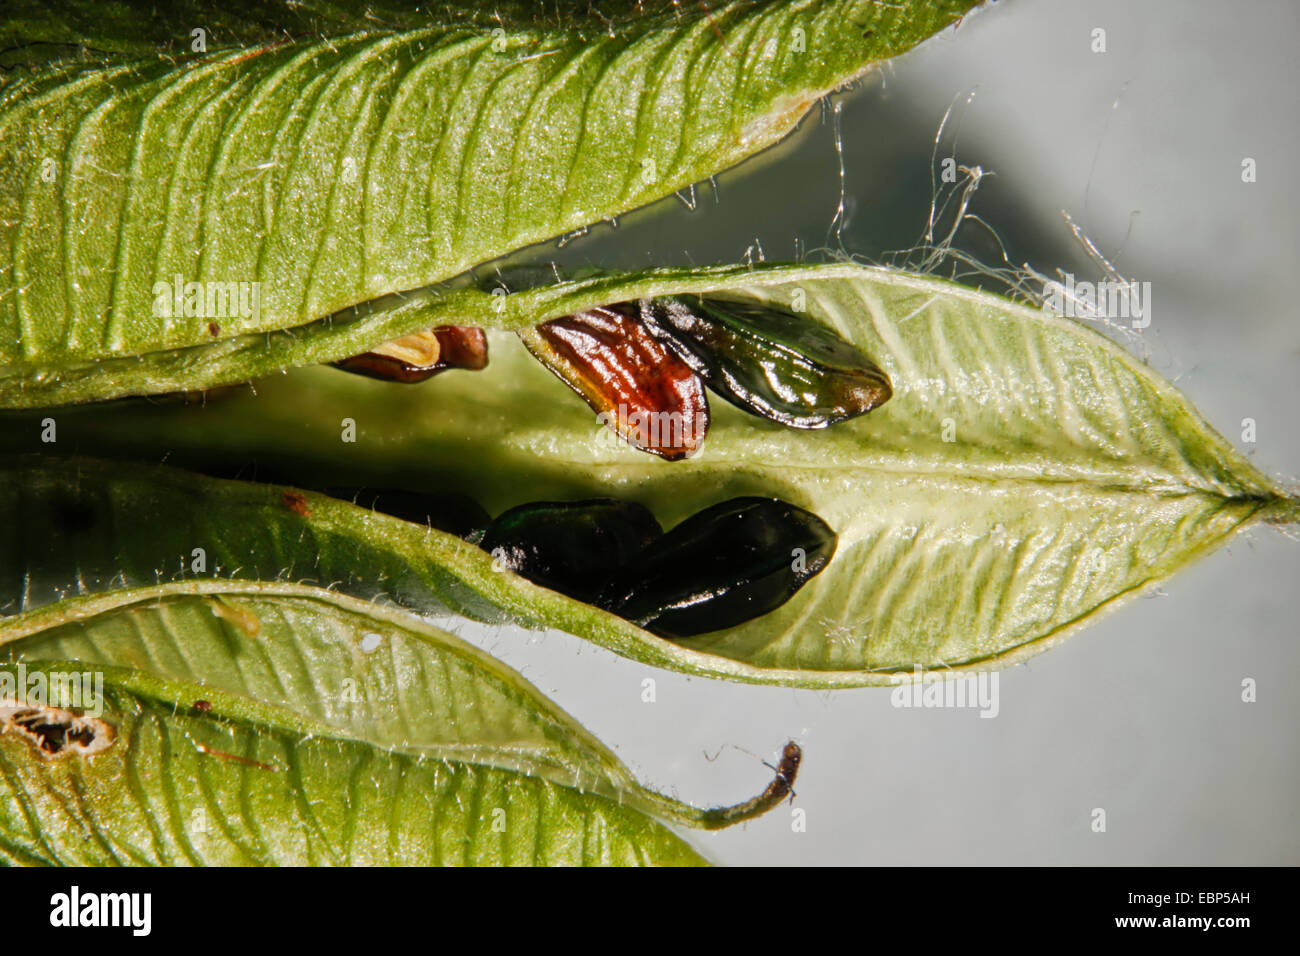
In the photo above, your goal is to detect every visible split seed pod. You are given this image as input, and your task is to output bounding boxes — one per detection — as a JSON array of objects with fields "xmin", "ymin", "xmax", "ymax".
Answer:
[
  {"xmin": 334, "ymin": 325, "xmax": 488, "ymax": 383},
  {"xmin": 599, "ymin": 496, "xmax": 837, "ymax": 639},
  {"xmin": 480, "ymin": 498, "xmax": 663, "ymax": 604},
  {"xmin": 640, "ymin": 296, "xmax": 892, "ymax": 428},
  {"xmin": 519, "ymin": 306, "xmax": 710, "ymax": 460}
]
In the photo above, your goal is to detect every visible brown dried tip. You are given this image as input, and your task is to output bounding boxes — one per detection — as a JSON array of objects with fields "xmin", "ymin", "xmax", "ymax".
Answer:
[
  {"xmin": 522, "ymin": 306, "xmax": 709, "ymax": 460},
  {"xmin": 334, "ymin": 325, "xmax": 488, "ymax": 383},
  {"xmin": 760, "ymin": 741, "xmax": 803, "ymax": 803},
  {"xmin": 696, "ymin": 739, "xmax": 803, "ymax": 829}
]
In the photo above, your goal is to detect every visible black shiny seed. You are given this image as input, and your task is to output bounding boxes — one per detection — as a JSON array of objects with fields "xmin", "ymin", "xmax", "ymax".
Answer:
[
  {"xmin": 480, "ymin": 498, "xmax": 663, "ymax": 604},
  {"xmin": 333, "ymin": 326, "xmax": 488, "ymax": 383},
  {"xmin": 598, "ymin": 496, "xmax": 836, "ymax": 639}
]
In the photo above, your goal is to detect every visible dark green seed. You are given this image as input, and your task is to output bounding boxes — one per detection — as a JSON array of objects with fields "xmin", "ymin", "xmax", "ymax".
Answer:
[
  {"xmin": 598, "ymin": 496, "xmax": 836, "ymax": 639},
  {"xmin": 640, "ymin": 295, "xmax": 892, "ymax": 428},
  {"xmin": 480, "ymin": 498, "xmax": 663, "ymax": 604}
]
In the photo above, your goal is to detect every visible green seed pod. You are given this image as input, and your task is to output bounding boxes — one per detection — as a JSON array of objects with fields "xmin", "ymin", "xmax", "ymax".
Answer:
[
  {"xmin": 599, "ymin": 496, "xmax": 836, "ymax": 639},
  {"xmin": 640, "ymin": 296, "xmax": 892, "ymax": 428},
  {"xmin": 480, "ymin": 498, "xmax": 663, "ymax": 604}
]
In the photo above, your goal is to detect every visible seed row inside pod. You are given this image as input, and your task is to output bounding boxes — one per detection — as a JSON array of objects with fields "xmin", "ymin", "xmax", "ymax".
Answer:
[
  {"xmin": 521, "ymin": 296, "xmax": 892, "ymax": 458},
  {"xmin": 481, "ymin": 496, "xmax": 836, "ymax": 638},
  {"xmin": 328, "ymin": 487, "xmax": 837, "ymax": 641},
  {"xmin": 332, "ymin": 295, "xmax": 891, "ymax": 459}
]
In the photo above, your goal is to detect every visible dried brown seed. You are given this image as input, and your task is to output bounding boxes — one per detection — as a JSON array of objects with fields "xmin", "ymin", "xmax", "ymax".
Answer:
[{"xmin": 334, "ymin": 325, "xmax": 488, "ymax": 383}]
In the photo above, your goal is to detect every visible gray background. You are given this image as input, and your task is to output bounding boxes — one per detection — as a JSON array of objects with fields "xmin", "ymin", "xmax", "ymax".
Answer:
[{"xmin": 455, "ymin": 0, "xmax": 1300, "ymax": 865}]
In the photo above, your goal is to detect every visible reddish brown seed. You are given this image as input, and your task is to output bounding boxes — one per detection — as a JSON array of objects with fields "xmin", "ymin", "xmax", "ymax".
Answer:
[
  {"xmin": 334, "ymin": 326, "xmax": 488, "ymax": 383},
  {"xmin": 431, "ymin": 325, "xmax": 489, "ymax": 371},
  {"xmin": 523, "ymin": 306, "xmax": 710, "ymax": 460}
]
